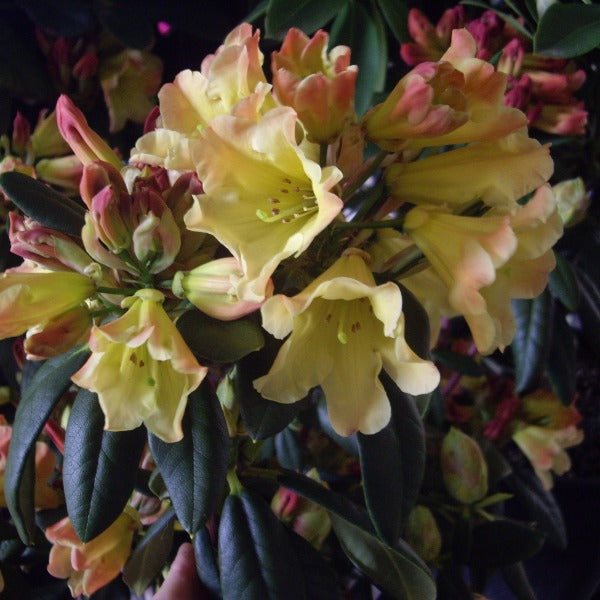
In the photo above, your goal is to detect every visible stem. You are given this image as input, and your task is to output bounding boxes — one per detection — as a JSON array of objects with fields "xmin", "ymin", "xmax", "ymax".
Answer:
[
  {"xmin": 383, "ymin": 244, "xmax": 425, "ymax": 277},
  {"xmin": 319, "ymin": 143, "xmax": 328, "ymax": 167},
  {"xmin": 96, "ymin": 286, "xmax": 139, "ymax": 295},
  {"xmin": 333, "ymin": 216, "xmax": 406, "ymax": 231},
  {"xmin": 44, "ymin": 419, "xmax": 65, "ymax": 454},
  {"xmin": 226, "ymin": 469, "xmax": 244, "ymax": 495},
  {"xmin": 342, "ymin": 150, "xmax": 388, "ymax": 201}
]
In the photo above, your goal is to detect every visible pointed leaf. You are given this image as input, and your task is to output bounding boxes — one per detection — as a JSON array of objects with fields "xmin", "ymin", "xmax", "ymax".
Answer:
[
  {"xmin": 545, "ymin": 307, "xmax": 577, "ymax": 405},
  {"xmin": 399, "ymin": 283, "xmax": 433, "ymax": 360},
  {"xmin": 534, "ymin": 3, "xmax": 600, "ymax": 58},
  {"xmin": 330, "ymin": 513, "xmax": 436, "ymax": 599},
  {"xmin": 511, "ymin": 291, "xmax": 552, "ymax": 394},
  {"xmin": 5, "ymin": 345, "xmax": 89, "ymax": 544},
  {"xmin": 265, "ymin": 0, "xmax": 347, "ymax": 40},
  {"xmin": 432, "ymin": 350, "xmax": 483, "ymax": 377},
  {"xmin": 0, "ymin": 171, "xmax": 86, "ymax": 237},
  {"xmin": 219, "ymin": 489, "xmax": 305, "ymax": 599},
  {"xmin": 122, "ymin": 509, "xmax": 175, "ymax": 597},
  {"xmin": 548, "ymin": 254, "xmax": 579, "ymax": 311},
  {"xmin": 376, "ymin": 0, "xmax": 410, "ymax": 42},
  {"xmin": 358, "ymin": 375, "xmax": 425, "ymax": 544},
  {"xmin": 149, "ymin": 382, "xmax": 229, "ymax": 534},
  {"xmin": 177, "ymin": 310, "xmax": 264, "ymax": 363},
  {"xmin": 193, "ymin": 526, "xmax": 221, "ymax": 598},
  {"xmin": 63, "ymin": 388, "xmax": 146, "ymax": 542},
  {"xmin": 275, "ymin": 426, "xmax": 304, "ymax": 470}
]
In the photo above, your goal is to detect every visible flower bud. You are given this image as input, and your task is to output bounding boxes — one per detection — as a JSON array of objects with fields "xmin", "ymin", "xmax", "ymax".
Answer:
[
  {"xmin": 441, "ymin": 427, "xmax": 488, "ymax": 504},
  {"xmin": 217, "ymin": 371, "xmax": 240, "ymax": 437},
  {"xmin": 30, "ymin": 110, "xmax": 71, "ymax": 159},
  {"xmin": 35, "ymin": 155, "xmax": 83, "ymax": 192},
  {"xmin": 12, "ymin": 112, "xmax": 31, "ymax": 156},
  {"xmin": 55, "ymin": 94, "xmax": 122, "ymax": 169},
  {"xmin": 173, "ymin": 257, "xmax": 267, "ymax": 320},
  {"xmin": 72, "ymin": 51, "xmax": 99, "ymax": 80},
  {"xmin": 552, "ymin": 177, "xmax": 589, "ymax": 227},
  {"xmin": 405, "ymin": 505, "xmax": 442, "ymax": 563}
]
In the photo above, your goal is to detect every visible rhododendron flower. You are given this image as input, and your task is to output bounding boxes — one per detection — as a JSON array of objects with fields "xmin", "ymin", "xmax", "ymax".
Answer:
[
  {"xmin": 99, "ymin": 49, "xmax": 163, "ymax": 133},
  {"xmin": 253, "ymin": 251, "xmax": 440, "ymax": 436},
  {"xmin": 45, "ymin": 507, "xmax": 140, "ymax": 597},
  {"xmin": 71, "ymin": 289, "xmax": 206, "ymax": 442},
  {"xmin": 184, "ymin": 107, "xmax": 344, "ymax": 302},
  {"xmin": 385, "ymin": 131, "xmax": 552, "ymax": 210},
  {"xmin": 0, "ymin": 270, "xmax": 95, "ymax": 339},
  {"xmin": 271, "ymin": 28, "xmax": 357, "ymax": 143},
  {"xmin": 131, "ymin": 23, "xmax": 275, "ymax": 171}
]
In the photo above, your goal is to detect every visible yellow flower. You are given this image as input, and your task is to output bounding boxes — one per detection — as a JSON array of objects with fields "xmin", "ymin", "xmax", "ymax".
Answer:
[
  {"xmin": 0, "ymin": 270, "xmax": 95, "ymax": 340},
  {"xmin": 71, "ymin": 289, "xmax": 206, "ymax": 442},
  {"xmin": 253, "ymin": 251, "xmax": 439, "ymax": 436},
  {"xmin": 184, "ymin": 107, "xmax": 344, "ymax": 302},
  {"xmin": 45, "ymin": 507, "xmax": 140, "ymax": 597}
]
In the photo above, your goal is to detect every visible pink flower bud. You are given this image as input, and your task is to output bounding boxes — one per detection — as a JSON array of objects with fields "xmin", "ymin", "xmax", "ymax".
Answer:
[
  {"xmin": 55, "ymin": 95, "xmax": 122, "ymax": 168},
  {"xmin": 11, "ymin": 112, "xmax": 31, "ymax": 156},
  {"xmin": 72, "ymin": 51, "xmax": 99, "ymax": 80},
  {"xmin": 504, "ymin": 74, "xmax": 532, "ymax": 110},
  {"xmin": 497, "ymin": 39, "xmax": 526, "ymax": 77},
  {"xmin": 532, "ymin": 102, "xmax": 587, "ymax": 135}
]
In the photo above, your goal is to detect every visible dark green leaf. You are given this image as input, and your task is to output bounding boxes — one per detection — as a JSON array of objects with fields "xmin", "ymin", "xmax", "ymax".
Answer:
[
  {"xmin": 466, "ymin": 517, "xmax": 546, "ymax": 568},
  {"xmin": 275, "ymin": 426, "xmax": 304, "ymax": 470},
  {"xmin": 573, "ymin": 265, "xmax": 600, "ymax": 358},
  {"xmin": 193, "ymin": 527, "xmax": 221, "ymax": 599},
  {"xmin": 0, "ymin": 172, "xmax": 86, "ymax": 237},
  {"xmin": 149, "ymin": 382, "xmax": 230, "ymax": 534},
  {"xmin": 234, "ymin": 342, "xmax": 307, "ymax": 439},
  {"xmin": 432, "ymin": 349, "xmax": 483, "ymax": 377},
  {"xmin": 376, "ymin": 0, "xmax": 410, "ymax": 42},
  {"xmin": 5, "ymin": 345, "xmax": 89, "ymax": 544},
  {"xmin": 503, "ymin": 466, "xmax": 566, "ymax": 548},
  {"xmin": 511, "ymin": 291, "xmax": 552, "ymax": 394},
  {"xmin": 502, "ymin": 562, "xmax": 538, "ymax": 600},
  {"xmin": 524, "ymin": 0, "xmax": 538, "ymax": 21},
  {"xmin": 265, "ymin": 0, "xmax": 347, "ymax": 39},
  {"xmin": 436, "ymin": 566, "xmax": 473, "ymax": 600},
  {"xmin": 548, "ymin": 254, "xmax": 579, "ymax": 311},
  {"xmin": 177, "ymin": 310, "xmax": 264, "ymax": 363},
  {"xmin": 534, "ymin": 3, "xmax": 600, "ymax": 58},
  {"xmin": 123, "ymin": 509, "xmax": 176, "ymax": 597},
  {"xmin": 399, "ymin": 283, "xmax": 432, "ymax": 360},
  {"xmin": 330, "ymin": 513, "xmax": 435, "ymax": 599},
  {"xmin": 245, "ymin": 0, "xmax": 269, "ymax": 23},
  {"xmin": 63, "ymin": 389, "xmax": 146, "ymax": 542},
  {"xmin": 545, "ymin": 307, "xmax": 577, "ymax": 405},
  {"xmin": 21, "ymin": 0, "xmax": 94, "ymax": 36},
  {"xmin": 358, "ymin": 375, "xmax": 425, "ymax": 544},
  {"xmin": 330, "ymin": 1, "xmax": 387, "ymax": 115},
  {"xmin": 219, "ymin": 489, "xmax": 305, "ymax": 599}
]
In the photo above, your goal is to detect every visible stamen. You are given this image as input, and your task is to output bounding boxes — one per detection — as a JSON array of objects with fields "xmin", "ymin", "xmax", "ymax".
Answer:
[{"xmin": 337, "ymin": 303, "xmax": 349, "ymax": 344}]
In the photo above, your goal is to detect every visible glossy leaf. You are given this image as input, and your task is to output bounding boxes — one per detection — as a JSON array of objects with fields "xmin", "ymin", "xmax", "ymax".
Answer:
[
  {"xmin": 358, "ymin": 375, "xmax": 425, "ymax": 544},
  {"xmin": 219, "ymin": 489, "xmax": 305, "ymax": 599},
  {"xmin": 432, "ymin": 350, "xmax": 483, "ymax": 377},
  {"xmin": 330, "ymin": 513, "xmax": 436, "ymax": 599},
  {"xmin": 265, "ymin": 0, "xmax": 347, "ymax": 39},
  {"xmin": 548, "ymin": 254, "xmax": 579, "ymax": 311},
  {"xmin": 511, "ymin": 292, "xmax": 552, "ymax": 394},
  {"xmin": 0, "ymin": 171, "xmax": 85, "ymax": 237},
  {"xmin": 193, "ymin": 527, "xmax": 221, "ymax": 599},
  {"xmin": 275, "ymin": 426, "xmax": 304, "ymax": 470},
  {"xmin": 545, "ymin": 306, "xmax": 577, "ymax": 405},
  {"xmin": 573, "ymin": 265, "xmax": 600, "ymax": 358},
  {"xmin": 502, "ymin": 562, "xmax": 538, "ymax": 600},
  {"xmin": 63, "ymin": 388, "xmax": 146, "ymax": 542},
  {"xmin": 376, "ymin": 0, "xmax": 410, "ymax": 42},
  {"xmin": 534, "ymin": 3, "xmax": 600, "ymax": 58},
  {"xmin": 399, "ymin": 283, "xmax": 432, "ymax": 360},
  {"xmin": 466, "ymin": 517, "xmax": 546, "ymax": 568},
  {"xmin": 149, "ymin": 382, "xmax": 230, "ymax": 534},
  {"xmin": 176, "ymin": 310, "xmax": 264, "ymax": 363},
  {"xmin": 5, "ymin": 345, "xmax": 89, "ymax": 544},
  {"xmin": 122, "ymin": 509, "xmax": 176, "ymax": 597},
  {"xmin": 330, "ymin": 0, "xmax": 387, "ymax": 115}
]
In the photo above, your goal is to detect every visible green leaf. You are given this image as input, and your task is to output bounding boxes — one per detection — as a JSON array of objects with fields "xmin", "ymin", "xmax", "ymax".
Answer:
[
  {"xmin": 245, "ymin": 0, "xmax": 269, "ymax": 23},
  {"xmin": 275, "ymin": 426, "xmax": 304, "ymax": 470},
  {"xmin": 358, "ymin": 375, "xmax": 425, "ymax": 544},
  {"xmin": 149, "ymin": 382, "xmax": 230, "ymax": 534},
  {"xmin": 433, "ymin": 349, "xmax": 483, "ymax": 377},
  {"xmin": 176, "ymin": 310, "xmax": 264, "ymax": 363},
  {"xmin": 330, "ymin": 513, "xmax": 435, "ymax": 599},
  {"xmin": 399, "ymin": 283, "xmax": 432, "ymax": 360},
  {"xmin": 511, "ymin": 291, "xmax": 552, "ymax": 394},
  {"xmin": 193, "ymin": 527, "xmax": 221, "ymax": 598},
  {"xmin": 376, "ymin": 0, "xmax": 410, "ymax": 42},
  {"xmin": 573, "ymin": 265, "xmax": 600, "ymax": 358},
  {"xmin": 5, "ymin": 345, "xmax": 89, "ymax": 544},
  {"xmin": 548, "ymin": 254, "xmax": 579, "ymax": 311},
  {"xmin": 219, "ymin": 489, "xmax": 305, "ymax": 599},
  {"xmin": 466, "ymin": 517, "xmax": 546, "ymax": 568},
  {"xmin": 0, "ymin": 171, "xmax": 86, "ymax": 237},
  {"xmin": 534, "ymin": 3, "xmax": 600, "ymax": 57},
  {"xmin": 63, "ymin": 389, "xmax": 146, "ymax": 542},
  {"xmin": 330, "ymin": 0, "xmax": 387, "ymax": 115},
  {"xmin": 122, "ymin": 509, "xmax": 176, "ymax": 597},
  {"xmin": 502, "ymin": 562, "xmax": 538, "ymax": 600},
  {"xmin": 545, "ymin": 306, "xmax": 577, "ymax": 405},
  {"xmin": 265, "ymin": 0, "xmax": 347, "ymax": 39}
]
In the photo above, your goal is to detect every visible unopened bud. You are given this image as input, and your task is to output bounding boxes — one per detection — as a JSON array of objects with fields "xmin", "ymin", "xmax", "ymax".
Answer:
[
  {"xmin": 405, "ymin": 505, "xmax": 442, "ymax": 563},
  {"xmin": 12, "ymin": 112, "xmax": 31, "ymax": 156},
  {"xmin": 30, "ymin": 110, "xmax": 71, "ymax": 159},
  {"xmin": 217, "ymin": 371, "xmax": 240, "ymax": 437},
  {"xmin": 35, "ymin": 155, "xmax": 83, "ymax": 192}
]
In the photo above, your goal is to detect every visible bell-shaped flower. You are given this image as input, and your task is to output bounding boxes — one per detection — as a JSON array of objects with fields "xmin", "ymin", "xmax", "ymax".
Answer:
[
  {"xmin": 385, "ymin": 131, "xmax": 552, "ymax": 210},
  {"xmin": 71, "ymin": 289, "xmax": 207, "ymax": 442},
  {"xmin": 253, "ymin": 251, "xmax": 440, "ymax": 436},
  {"xmin": 271, "ymin": 28, "xmax": 357, "ymax": 143},
  {"xmin": 0, "ymin": 269, "xmax": 95, "ymax": 340},
  {"xmin": 173, "ymin": 257, "xmax": 267, "ymax": 320},
  {"xmin": 130, "ymin": 23, "xmax": 275, "ymax": 171},
  {"xmin": 184, "ymin": 107, "xmax": 344, "ymax": 302},
  {"xmin": 45, "ymin": 507, "xmax": 140, "ymax": 597}
]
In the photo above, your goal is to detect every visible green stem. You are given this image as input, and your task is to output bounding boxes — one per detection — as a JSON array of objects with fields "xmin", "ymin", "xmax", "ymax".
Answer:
[
  {"xmin": 333, "ymin": 216, "xmax": 406, "ymax": 231},
  {"xmin": 226, "ymin": 469, "xmax": 244, "ymax": 495},
  {"xmin": 342, "ymin": 149, "xmax": 388, "ymax": 201}
]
